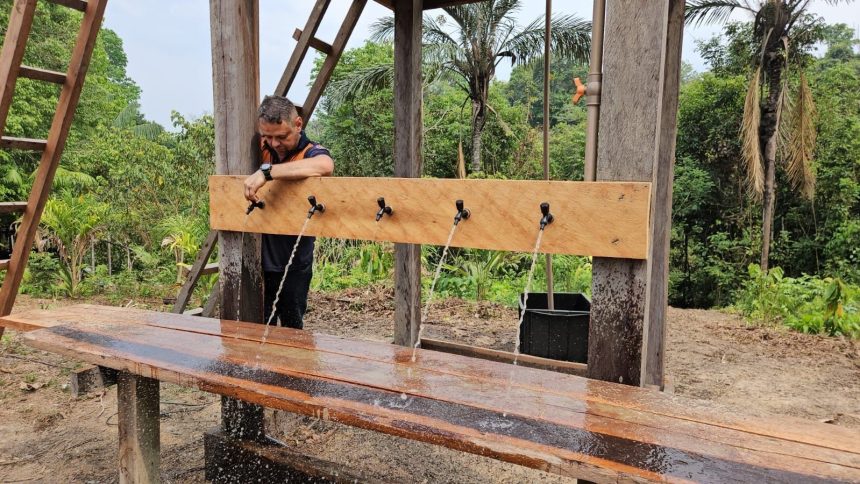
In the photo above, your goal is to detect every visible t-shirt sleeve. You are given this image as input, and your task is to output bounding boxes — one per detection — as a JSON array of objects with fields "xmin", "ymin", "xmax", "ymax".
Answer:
[{"xmin": 306, "ymin": 143, "xmax": 331, "ymax": 158}]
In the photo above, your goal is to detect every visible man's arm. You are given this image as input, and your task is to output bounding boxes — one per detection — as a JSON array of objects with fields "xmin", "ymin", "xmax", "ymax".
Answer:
[{"xmin": 244, "ymin": 154, "xmax": 334, "ymax": 202}]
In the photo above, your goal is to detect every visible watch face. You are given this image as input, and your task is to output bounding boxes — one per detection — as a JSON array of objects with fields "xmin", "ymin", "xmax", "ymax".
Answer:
[{"xmin": 261, "ymin": 163, "xmax": 272, "ymax": 171}]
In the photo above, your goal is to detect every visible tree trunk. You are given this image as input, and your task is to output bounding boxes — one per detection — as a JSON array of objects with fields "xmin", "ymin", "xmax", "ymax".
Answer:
[
  {"xmin": 470, "ymin": 100, "xmax": 486, "ymax": 173},
  {"xmin": 107, "ymin": 235, "xmax": 112, "ymax": 276},
  {"xmin": 759, "ymin": 56, "xmax": 784, "ymax": 273}
]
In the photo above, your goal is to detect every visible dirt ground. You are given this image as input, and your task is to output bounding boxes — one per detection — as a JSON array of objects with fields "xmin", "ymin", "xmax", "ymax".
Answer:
[{"xmin": 1, "ymin": 288, "xmax": 858, "ymax": 483}]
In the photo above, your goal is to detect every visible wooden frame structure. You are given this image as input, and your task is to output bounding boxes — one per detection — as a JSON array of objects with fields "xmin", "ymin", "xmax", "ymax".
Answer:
[{"xmin": 0, "ymin": 0, "xmax": 693, "ymax": 481}]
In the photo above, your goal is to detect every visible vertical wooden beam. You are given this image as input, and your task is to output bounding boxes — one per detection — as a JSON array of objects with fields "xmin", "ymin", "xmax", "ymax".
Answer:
[
  {"xmin": 641, "ymin": 0, "xmax": 684, "ymax": 389},
  {"xmin": 117, "ymin": 372, "xmax": 160, "ymax": 484},
  {"xmin": 209, "ymin": 0, "xmax": 265, "ymax": 440},
  {"xmin": 393, "ymin": 0, "xmax": 423, "ymax": 347},
  {"xmin": 587, "ymin": 0, "xmax": 682, "ymax": 387}
]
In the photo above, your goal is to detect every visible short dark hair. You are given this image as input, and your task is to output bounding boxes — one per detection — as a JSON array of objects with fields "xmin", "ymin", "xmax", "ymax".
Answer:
[{"xmin": 258, "ymin": 95, "xmax": 298, "ymax": 124}]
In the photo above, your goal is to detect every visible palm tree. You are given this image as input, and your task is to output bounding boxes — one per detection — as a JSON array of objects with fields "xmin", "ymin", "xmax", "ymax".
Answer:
[
  {"xmin": 330, "ymin": 1, "xmax": 590, "ymax": 172},
  {"xmin": 686, "ymin": 0, "xmax": 852, "ymax": 272}
]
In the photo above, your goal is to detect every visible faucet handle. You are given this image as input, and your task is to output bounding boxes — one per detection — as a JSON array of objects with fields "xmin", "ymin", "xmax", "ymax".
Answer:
[
  {"xmin": 540, "ymin": 202, "xmax": 550, "ymax": 216},
  {"xmin": 377, "ymin": 197, "xmax": 386, "ymax": 209},
  {"xmin": 456, "ymin": 199, "xmax": 465, "ymax": 213}
]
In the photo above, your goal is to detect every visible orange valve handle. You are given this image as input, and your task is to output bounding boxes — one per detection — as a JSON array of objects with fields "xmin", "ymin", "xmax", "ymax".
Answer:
[{"xmin": 572, "ymin": 77, "xmax": 587, "ymax": 104}]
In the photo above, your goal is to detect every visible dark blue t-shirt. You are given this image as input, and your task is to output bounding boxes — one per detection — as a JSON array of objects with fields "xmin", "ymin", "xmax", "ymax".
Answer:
[{"xmin": 261, "ymin": 131, "xmax": 330, "ymax": 273}]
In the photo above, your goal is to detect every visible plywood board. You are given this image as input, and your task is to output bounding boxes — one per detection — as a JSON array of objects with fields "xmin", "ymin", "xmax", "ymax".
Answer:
[{"xmin": 209, "ymin": 176, "xmax": 651, "ymax": 259}]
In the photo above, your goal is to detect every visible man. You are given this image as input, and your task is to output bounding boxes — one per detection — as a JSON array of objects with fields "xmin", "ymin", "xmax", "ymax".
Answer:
[{"xmin": 244, "ymin": 95, "xmax": 334, "ymax": 329}]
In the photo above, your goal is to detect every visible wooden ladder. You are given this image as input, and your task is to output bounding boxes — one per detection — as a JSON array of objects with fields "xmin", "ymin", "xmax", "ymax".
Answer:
[
  {"xmin": 0, "ymin": 0, "xmax": 109, "ymax": 327},
  {"xmin": 174, "ymin": 0, "xmax": 367, "ymax": 315}
]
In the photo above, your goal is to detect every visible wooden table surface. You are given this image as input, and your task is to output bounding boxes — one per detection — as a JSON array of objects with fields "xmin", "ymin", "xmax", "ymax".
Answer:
[{"xmin": 3, "ymin": 305, "xmax": 859, "ymax": 483}]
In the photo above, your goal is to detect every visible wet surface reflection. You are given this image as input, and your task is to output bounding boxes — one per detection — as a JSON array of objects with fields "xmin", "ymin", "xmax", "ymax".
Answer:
[{"xmin": 35, "ymin": 326, "xmax": 853, "ymax": 483}]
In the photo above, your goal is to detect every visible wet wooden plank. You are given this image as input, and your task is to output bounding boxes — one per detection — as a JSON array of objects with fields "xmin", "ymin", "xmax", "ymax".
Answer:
[
  {"xmin": 209, "ymin": 176, "xmax": 652, "ymax": 259},
  {"xmin": 4, "ymin": 304, "xmax": 859, "ymax": 460},
  {"xmin": 20, "ymin": 320, "xmax": 860, "ymax": 482}
]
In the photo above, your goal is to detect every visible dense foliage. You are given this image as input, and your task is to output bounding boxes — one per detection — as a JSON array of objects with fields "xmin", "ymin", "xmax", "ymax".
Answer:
[{"xmin": 0, "ymin": 5, "xmax": 857, "ymax": 336}]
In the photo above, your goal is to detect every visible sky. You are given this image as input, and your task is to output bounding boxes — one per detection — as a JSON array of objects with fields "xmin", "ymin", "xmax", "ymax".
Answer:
[{"xmin": 101, "ymin": 1, "xmax": 860, "ymax": 128}]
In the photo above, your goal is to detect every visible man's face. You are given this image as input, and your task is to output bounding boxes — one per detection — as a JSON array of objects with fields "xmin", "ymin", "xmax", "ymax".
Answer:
[{"xmin": 259, "ymin": 117, "xmax": 303, "ymax": 160}]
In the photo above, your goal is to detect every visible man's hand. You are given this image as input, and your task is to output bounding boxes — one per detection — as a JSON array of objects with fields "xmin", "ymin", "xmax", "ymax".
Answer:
[{"xmin": 244, "ymin": 170, "xmax": 267, "ymax": 202}]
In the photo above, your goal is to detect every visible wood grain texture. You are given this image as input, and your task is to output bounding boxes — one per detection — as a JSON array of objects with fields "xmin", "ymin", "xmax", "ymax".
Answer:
[
  {"xmin": 209, "ymin": 0, "xmax": 264, "ymax": 441},
  {"xmin": 393, "ymin": 0, "xmax": 423, "ymax": 348},
  {"xmin": 640, "ymin": 0, "xmax": 684, "ymax": 389},
  {"xmin": 21, "ymin": 319, "xmax": 860, "ymax": 483},
  {"xmin": 209, "ymin": 176, "xmax": 652, "ymax": 259},
  {"xmin": 0, "ymin": 0, "xmax": 108, "ymax": 319},
  {"xmin": 6, "ymin": 305, "xmax": 860, "ymax": 458},
  {"xmin": 588, "ymin": 0, "xmax": 679, "ymax": 386},
  {"xmin": 117, "ymin": 371, "xmax": 160, "ymax": 484}
]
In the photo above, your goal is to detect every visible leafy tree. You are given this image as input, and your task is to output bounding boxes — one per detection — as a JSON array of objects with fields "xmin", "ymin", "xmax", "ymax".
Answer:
[
  {"xmin": 39, "ymin": 193, "xmax": 107, "ymax": 296},
  {"xmin": 686, "ymin": 1, "xmax": 852, "ymax": 273},
  {"xmin": 331, "ymin": 1, "xmax": 591, "ymax": 173}
]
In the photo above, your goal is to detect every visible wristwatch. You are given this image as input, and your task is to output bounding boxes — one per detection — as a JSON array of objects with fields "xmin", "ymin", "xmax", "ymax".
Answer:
[{"xmin": 260, "ymin": 163, "xmax": 273, "ymax": 181}]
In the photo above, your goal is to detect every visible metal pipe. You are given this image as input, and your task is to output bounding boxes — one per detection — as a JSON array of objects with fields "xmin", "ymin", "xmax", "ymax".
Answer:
[
  {"xmin": 544, "ymin": 0, "xmax": 554, "ymax": 310},
  {"xmin": 584, "ymin": 0, "xmax": 606, "ymax": 182}
]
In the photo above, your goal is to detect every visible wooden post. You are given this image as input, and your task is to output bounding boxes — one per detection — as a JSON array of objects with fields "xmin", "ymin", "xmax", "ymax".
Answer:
[
  {"xmin": 209, "ymin": 0, "xmax": 265, "ymax": 441},
  {"xmin": 641, "ymin": 0, "xmax": 684, "ymax": 389},
  {"xmin": 587, "ymin": 0, "xmax": 683, "ymax": 387},
  {"xmin": 117, "ymin": 372, "xmax": 160, "ymax": 484},
  {"xmin": 393, "ymin": 0, "xmax": 423, "ymax": 347}
]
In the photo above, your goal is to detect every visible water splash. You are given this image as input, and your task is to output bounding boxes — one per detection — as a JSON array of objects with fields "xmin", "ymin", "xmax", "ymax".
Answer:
[
  {"xmin": 513, "ymin": 228, "xmax": 545, "ymax": 366},
  {"xmin": 412, "ymin": 223, "xmax": 459, "ymax": 363},
  {"xmin": 260, "ymin": 217, "xmax": 312, "ymax": 347}
]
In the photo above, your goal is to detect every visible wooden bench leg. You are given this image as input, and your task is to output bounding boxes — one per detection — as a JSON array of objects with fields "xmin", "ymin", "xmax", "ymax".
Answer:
[{"xmin": 117, "ymin": 371, "xmax": 160, "ymax": 484}]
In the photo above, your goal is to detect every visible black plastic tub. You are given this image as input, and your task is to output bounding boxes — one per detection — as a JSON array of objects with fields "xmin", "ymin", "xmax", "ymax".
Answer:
[{"xmin": 518, "ymin": 293, "xmax": 591, "ymax": 363}]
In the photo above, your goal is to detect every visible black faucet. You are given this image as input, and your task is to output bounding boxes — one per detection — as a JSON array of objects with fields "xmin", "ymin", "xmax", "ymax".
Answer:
[
  {"xmin": 307, "ymin": 195, "xmax": 325, "ymax": 218},
  {"xmin": 246, "ymin": 200, "xmax": 265, "ymax": 215},
  {"xmin": 539, "ymin": 202, "xmax": 554, "ymax": 229},
  {"xmin": 375, "ymin": 197, "xmax": 393, "ymax": 221},
  {"xmin": 454, "ymin": 199, "xmax": 470, "ymax": 225}
]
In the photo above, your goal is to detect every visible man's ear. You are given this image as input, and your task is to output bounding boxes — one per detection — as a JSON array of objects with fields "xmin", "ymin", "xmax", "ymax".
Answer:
[{"xmin": 293, "ymin": 116, "xmax": 304, "ymax": 131}]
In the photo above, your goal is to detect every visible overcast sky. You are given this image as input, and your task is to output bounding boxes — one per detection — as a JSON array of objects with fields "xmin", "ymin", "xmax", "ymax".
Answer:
[{"xmin": 102, "ymin": 1, "xmax": 860, "ymax": 128}]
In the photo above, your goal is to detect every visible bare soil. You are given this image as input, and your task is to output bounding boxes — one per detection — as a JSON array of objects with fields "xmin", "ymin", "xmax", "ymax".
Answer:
[{"xmin": 1, "ymin": 289, "xmax": 858, "ymax": 483}]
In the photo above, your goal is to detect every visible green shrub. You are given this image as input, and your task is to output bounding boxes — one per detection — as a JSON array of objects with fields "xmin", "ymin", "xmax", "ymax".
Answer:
[
  {"xmin": 21, "ymin": 252, "xmax": 61, "ymax": 297},
  {"xmin": 735, "ymin": 264, "xmax": 859, "ymax": 338}
]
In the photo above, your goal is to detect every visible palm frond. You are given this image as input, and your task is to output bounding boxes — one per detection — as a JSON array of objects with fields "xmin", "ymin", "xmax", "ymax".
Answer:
[
  {"xmin": 741, "ymin": 66, "xmax": 764, "ymax": 197},
  {"xmin": 783, "ymin": 72, "xmax": 816, "ymax": 199},
  {"xmin": 324, "ymin": 63, "xmax": 395, "ymax": 107},
  {"xmin": 131, "ymin": 122, "xmax": 164, "ymax": 141},
  {"xmin": 504, "ymin": 14, "xmax": 591, "ymax": 66},
  {"xmin": 370, "ymin": 16, "xmax": 395, "ymax": 43},
  {"xmin": 49, "ymin": 166, "xmax": 97, "ymax": 192},
  {"xmin": 685, "ymin": 0, "xmax": 756, "ymax": 26},
  {"xmin": 112, "ymin": 101, "xmax": 144, "ymax": 129}
]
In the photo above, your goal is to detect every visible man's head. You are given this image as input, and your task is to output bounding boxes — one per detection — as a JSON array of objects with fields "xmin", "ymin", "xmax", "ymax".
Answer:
[{"xmin": 258, "ymin": 95, "xmax": 303, "ymax": 159}]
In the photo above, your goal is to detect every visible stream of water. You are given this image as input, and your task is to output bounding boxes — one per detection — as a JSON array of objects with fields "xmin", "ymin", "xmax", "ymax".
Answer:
[
  {"xmin": 513, "ymin": 228, "xmax": 546, "ymax": 366},
  {"xmin": 411, "ymin": 222, "xmax": 460, "ymax": 363}
]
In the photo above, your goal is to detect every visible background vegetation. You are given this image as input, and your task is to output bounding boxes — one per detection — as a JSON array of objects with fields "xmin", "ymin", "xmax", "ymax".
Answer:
[{"xmin": 0, "ymin": 1, "xmax": 857, "ymax": 338}]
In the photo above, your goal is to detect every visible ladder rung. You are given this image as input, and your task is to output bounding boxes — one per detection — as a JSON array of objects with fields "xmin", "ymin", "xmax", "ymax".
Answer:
[
  {"xmin": 293, "ymin": 28, "xmax": 333, "ymax": 55},
  {"xmin": 19, "ymin": 65, "xmax": 66, "ymax": 85},
  {"xmin": 0, "ymin": 136, "xmax": 47, "ymax": 151},
  {"xmin": 201, "ymin": 262, "xmax": 220, "ymax": 276},
  {"xmin": 0, "ymin": 260, "xmax": 8, "ymax": 271},
  {"xmin": 44, "ymin": 0, "xmax": 88, "ymax": 12},
  {"xmin": 0, "ymin": 202, "xmax": 28, "ymax": 214}
]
